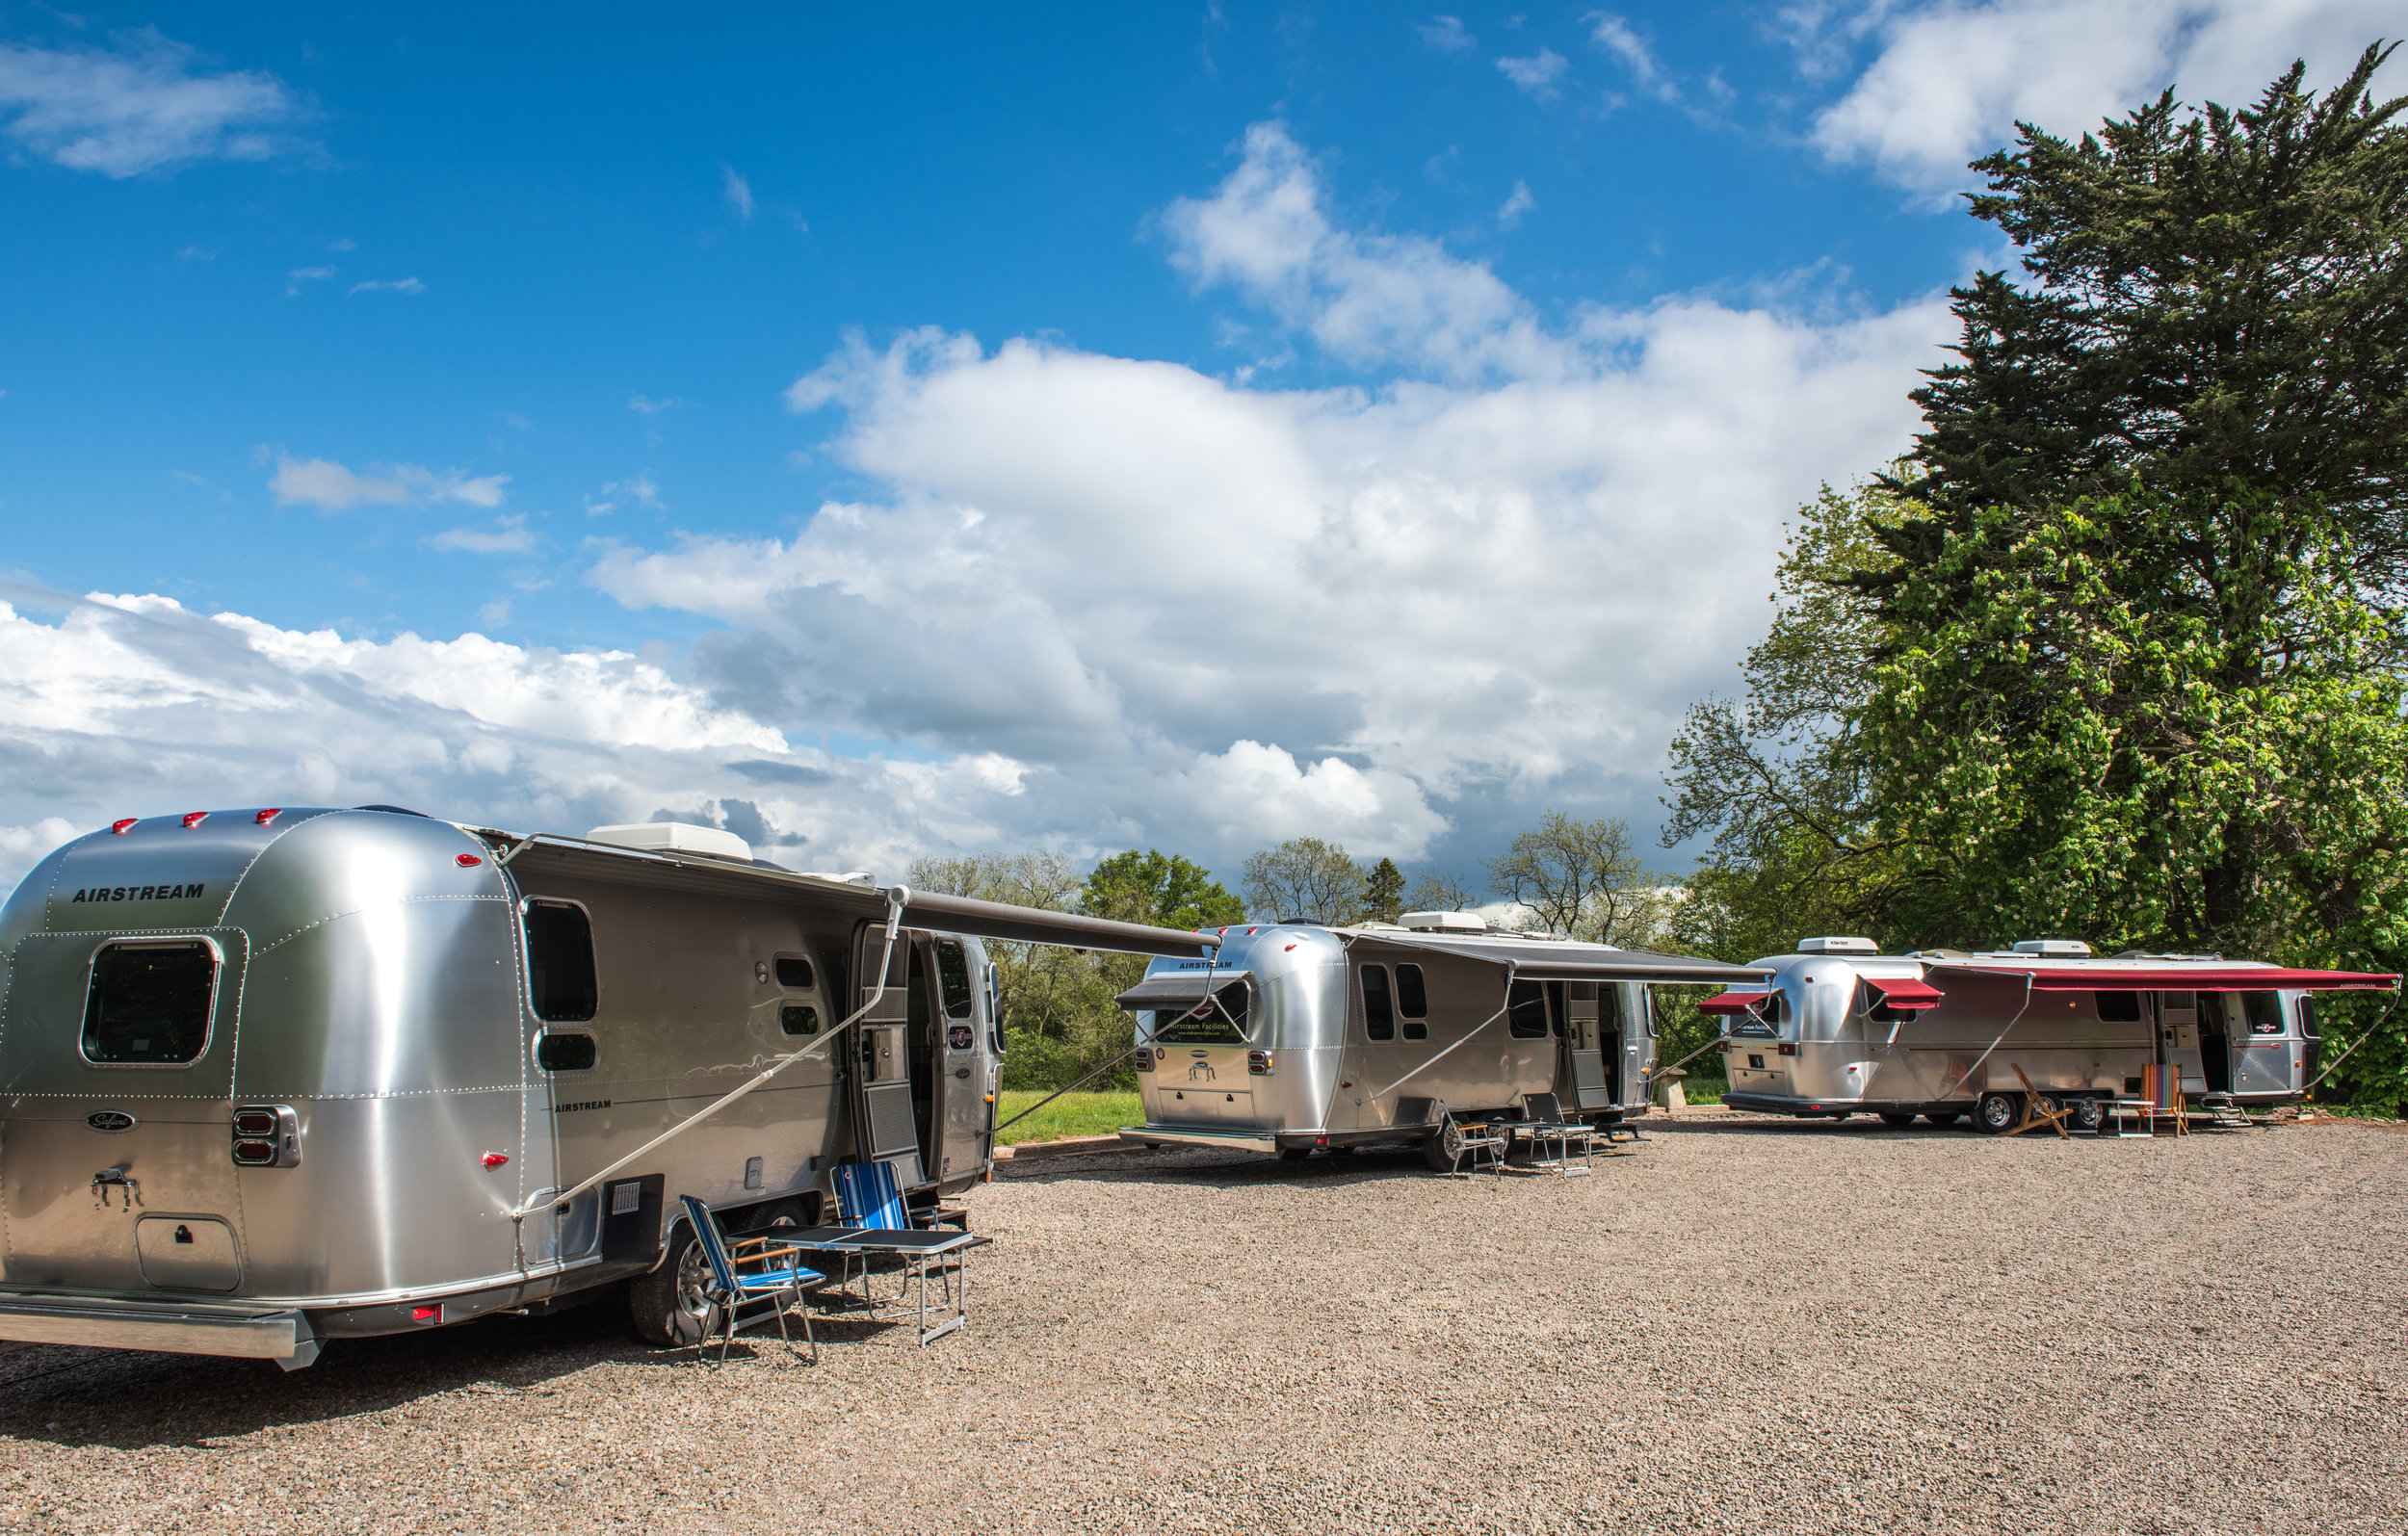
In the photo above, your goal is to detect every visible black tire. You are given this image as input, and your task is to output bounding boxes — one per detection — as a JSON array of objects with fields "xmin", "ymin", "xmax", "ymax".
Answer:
[
  {"xmin": 627, "ymin": 1222, "xmax": 719, "ymax": 1346},
  {"xmin": 747, "ymin": 1197, "xmax": 808, "ymax": 1231},
  {"xmin": 2073, "ymin": 1098, "xmax": 2108, "ymax": 1132},
  {"xmin": 1279, "ymin": 1147, "xmax": 1315, "ymax": 1162},
  {"xmin": 1424, "ymin": 1117, "xmax": 1469, "ymax": 1173},
  {"xmin": 1924, "ymin": 1111, "xmax": 1962, "ymax": 1128},
  {"xmin": 1878, "ymin": 1112, "xmax": 1918, "ymax": 1128},
  {"xmin": 1976, "ymin": 1091, "xmax": 2023, "ymax": 1134}
]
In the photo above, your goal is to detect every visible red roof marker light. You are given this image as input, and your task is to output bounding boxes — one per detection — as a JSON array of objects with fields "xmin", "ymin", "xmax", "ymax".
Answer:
[
  {"xmin": 111, "ymin": 819, "xmax": 138, "ymax": 835},
  {"xmin": 181, "ymin": 812, "xmax": 208, "ymax": 829},
  {"xmin": 254, "ymin": 808, "xmax": 281, "ymax": 825},
  {"xmin": 456, "ymin": 853, "xmax": 483, "ymax": 868}
]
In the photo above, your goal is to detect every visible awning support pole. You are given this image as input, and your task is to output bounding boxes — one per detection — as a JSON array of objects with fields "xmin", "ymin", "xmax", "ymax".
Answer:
[
  {"xmin": 1933, "ymin": 976, "xmax": 2033, "ymax": 1102},
  {"xmin": 1362, "ymin": 963, "xmax": 1518, "ymax": 1103}
]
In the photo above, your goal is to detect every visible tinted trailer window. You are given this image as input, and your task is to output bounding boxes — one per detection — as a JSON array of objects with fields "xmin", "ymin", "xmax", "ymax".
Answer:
[
  {"xmin": 82, "ymin": 940, "xmax": 218, "ymax": 1064},
  {"xmin": 524, "ymin": 900, "xmax": 598, "ymax": 1022}
]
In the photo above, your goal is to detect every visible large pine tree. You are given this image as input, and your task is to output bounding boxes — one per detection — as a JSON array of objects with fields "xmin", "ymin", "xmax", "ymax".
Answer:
[{"xmin": 1889, "ymin": 44, "xmax": 2408, "ymax": 590}]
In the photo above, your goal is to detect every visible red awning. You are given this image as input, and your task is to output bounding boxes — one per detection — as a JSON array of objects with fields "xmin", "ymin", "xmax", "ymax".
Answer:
[
  {"xmin": 1697, "ymin": 991, "xmax": 1768, "ymax": 1015},
  {"xmin": 1928, "ymin": 965, "xmax": 2398, "ymax": 993},
  {"xmin": 1862, "ymin": 976, "xmax": 1943, "ymax": 1009}
]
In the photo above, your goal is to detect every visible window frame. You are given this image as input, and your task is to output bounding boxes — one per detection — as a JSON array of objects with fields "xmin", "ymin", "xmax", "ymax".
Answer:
[
  {"xmin": 520, "ymin": 897, "xmax": 599, "ymax": 1024},
  {"xmin": 1506, "ymin": 979, "xmax": 1551, "ymax": 1040},
  {"xmin": 772, "ymin": 953, "xmax": 815, "ymax": 991},
  {"xmin": 535, "ymin": 1028, "xmax": 599, "ymax": 1073},
  {"xmin": 1361, "ymin": 964, "xmax": 1396, "ymax": 1042},
  {"xmin": 77, "ymin": 935, "xmax": 224, "ymax": 1070}
]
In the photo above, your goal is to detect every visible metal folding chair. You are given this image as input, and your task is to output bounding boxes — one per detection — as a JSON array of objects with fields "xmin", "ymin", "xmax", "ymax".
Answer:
[
  {"xmin": 1518, "ymin": 1092, "xmax": 1603, "ymax": 1176},
  {"xmin": 676, "ymin": 1195, "xmax": 822, "ymax": 1365}
]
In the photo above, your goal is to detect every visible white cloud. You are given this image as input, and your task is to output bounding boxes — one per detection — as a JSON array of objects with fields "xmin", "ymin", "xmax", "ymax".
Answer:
[
  {"xmin": 1160, "ymin": 122, "xmax": 1556, "ymax": 381},
  {"xmin": 628, "ymin": 395, "xmax": 688, "ymax": 416},
  {"xmin": 586, "ymin": 473, "xmax": 665, "ymax": 516},
  {"xmin": 721, "ymin": 163, "xmax": 754, "ymax": 224},
  {"xmin": 267, "ymin": 454, "xmax": 510, "ymax": 512},
  {"xmin": 284, "ymin": 265, "xmax": 335, "ymax": 296},
  {"xmin": 1497, "ymin": 179, "xmax": 1537, "ymax": 229},
  {"xmin": 586, "ymin": 120, "xmax": 1953, "ymax": 870},
  {"xmin": 1588, "ymin": 12, "xmax": 1677, "ymax": 101},
  {"xmin": 0, "ymin": 592, "xmax": 1013, "ymax": 898},
  {"xmin": 1496, "ymin": 47, "xmax": 1571, "ymax": 101},
  {"xmin": 1419, "ymin": 15, "xmax": 1476, "ymax": 52},
  {"xmin": 0, "ymin": 28, "xmax": 306, "ymax": 178},
  {"xmin": 430, "ymin": 515, "xmax": 535, "ymax": 555},
  {"xmin": 348, "ymin": 276, "xmax": 425, "ymax": 296},
  {"xmin": 1810, "ymin": 0, "xmax": 2401, "ymax": 192}
]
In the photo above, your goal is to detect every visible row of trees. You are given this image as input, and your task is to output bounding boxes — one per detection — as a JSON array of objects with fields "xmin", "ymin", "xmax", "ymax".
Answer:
[
  {"xmin": 1665, "ymin": 45, "xmax": 2408, "ymax": 1111},
  {"xmin": 909, "ymin": 813, "xmax": 1672, "ymax": 1089}
]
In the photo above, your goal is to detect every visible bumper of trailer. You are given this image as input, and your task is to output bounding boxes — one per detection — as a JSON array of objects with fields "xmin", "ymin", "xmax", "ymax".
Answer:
[
  {"xmin": 0, "ymin": 1290, "xmax": 321, "ymax": 1369},
  {"xmin": 1119, "ymin": 1126, "xmax": 1281, "ymax": 1154}
]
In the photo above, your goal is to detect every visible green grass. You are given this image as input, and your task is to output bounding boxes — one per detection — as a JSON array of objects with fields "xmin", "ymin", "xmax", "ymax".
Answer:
[
  {"xmin": 1669, "ymin": 1077, "xmax": 1726, "ymax": 1106},
  {"xmin": 994, "ymin": 1090, "xmax": 1141, "ymax": 1145}
]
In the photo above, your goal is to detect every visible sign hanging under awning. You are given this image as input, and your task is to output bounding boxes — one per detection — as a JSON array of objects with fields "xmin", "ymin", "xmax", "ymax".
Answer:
[
  {"xmin": 1113, "ymin": 971, "xmax": 1253, "ymax": 1010},
  {"xmin": 1862, "ymin": 975, "xmax": 1944, "ymax": 1010},
  {"xmin": 1927, "ymin": 964, "xmax": 2398, "ymax": 992}
]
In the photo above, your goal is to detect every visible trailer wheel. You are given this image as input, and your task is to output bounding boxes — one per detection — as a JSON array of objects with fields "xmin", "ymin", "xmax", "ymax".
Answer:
[
  {"xmin": 1976, "ymin": 1091, "xmax": 2022, "ymax": 1134},
  {"xmin": 1423, "ymin": 1119, "xmax": 1467, "ymax": 1173},
  {"xmin": 627, "ymin": 1224, "xmax": 719, "ymax": 1347},
  {"xmin": 1878, "ymin": 1112, "xmax": 1917, "ymax": 1127},
  {"xmin": 1924, "ymin": 1111, "xmax": 1962, "ymax": 1128},
  {"xmin": 2072, "ymin": 1099, "xmax": 2108, "ymax": 1132}
]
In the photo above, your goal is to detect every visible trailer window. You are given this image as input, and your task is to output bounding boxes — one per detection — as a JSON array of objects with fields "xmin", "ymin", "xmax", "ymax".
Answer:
[
  {"xmin": 2298, "ymin": 996, "xmax": 2320, "ymax": 1039},
  {"xmin": 2239, "ymin": 992, "xmax": 2284, "ymax": 1035},
  {"xmin": 1397, "ymin": 964, "xmax": 1427, "ymax": 1041},
  {"xmin": 1362, "ymin": 965, "xmax": 1395, "ymax": 1041},
  {"xmin": 537, "ymin": 1031, "xmax": 597, "ymax": 1072},
  {"xmin": 82, "ymin": 940, "xmax": 218, "ymax": 1064},
  {"xmin": 773, "ymin": 956, "xmax": 813, "ymax": 989},
  {"xmin": 2094, "ymin": 991, "xmax": 2142, "ymax": 1023},
  {"xmin": 935, "ymin": 941, "xmax": 975, "ymax": 1018},
  {"xmin": 1155, "ymin": 990, "xmax": 1249, "ymax": 1044},
  {"xmin": 524, "ymin": 901, "xmax": 598, "ymax": 1022},
  {"xmin": 1507, "ymin": 980, "xmax": 1550, "ymax": 1039},
  {"xmin": 780, "ymin": 1004, "xmax": 820, "ymax": 1036}
]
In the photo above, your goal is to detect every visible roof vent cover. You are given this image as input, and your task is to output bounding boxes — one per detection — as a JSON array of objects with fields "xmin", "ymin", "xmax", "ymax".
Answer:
[
  {"xmin": 585, "ymin": 821, "xmax": 754, "ymax": 864},
  {"xmin": 1796, "ymin": 936, "xmax": 1877, "ymax": 954},
  {"xmin": 2010, "ymin": 938, "xmax": 2093, "ymax": 956},
  {"xmin": 1400, "ymin": 910, "xmax": 1487, "ymax": 933}
]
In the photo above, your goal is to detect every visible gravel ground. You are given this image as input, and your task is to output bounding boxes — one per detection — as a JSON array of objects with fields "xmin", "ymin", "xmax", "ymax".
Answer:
[{"xmin": 3, "ymin": 1113, "xmax": 2404, "ymax": 1535}]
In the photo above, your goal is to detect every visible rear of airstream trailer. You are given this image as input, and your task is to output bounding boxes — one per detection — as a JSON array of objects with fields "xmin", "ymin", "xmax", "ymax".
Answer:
[
  {"xmin": 0, "ymin": 807, "xmax": 529, "ymax": 1369},
  {"xmin": 1117, "ymin": 924, "xmax": 1349, "ymax": 1158}
]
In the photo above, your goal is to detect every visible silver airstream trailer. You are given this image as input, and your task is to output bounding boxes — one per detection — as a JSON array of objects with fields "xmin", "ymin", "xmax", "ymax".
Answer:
[
  {"xmin": 0, "ymin": 806, "xmax": 1208, "ymax": 1368},
  {"xmin": 1701, "ymin": 937, "xmax": 2396, "ymax": 1132},
  {"xmin": 1115, "ymin": 912, "xmax": 1768, "ymax": 1167}
]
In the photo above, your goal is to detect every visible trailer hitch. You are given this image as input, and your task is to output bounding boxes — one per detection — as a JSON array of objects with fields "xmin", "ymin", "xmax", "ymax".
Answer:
[{"xmin": 91, "ymin": 1166, "xmax": 142, "ymax": 1211}]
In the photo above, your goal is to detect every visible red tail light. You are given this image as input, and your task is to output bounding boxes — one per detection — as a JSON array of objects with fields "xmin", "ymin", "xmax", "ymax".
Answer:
[
  {"xmin": 1247, "ymin": 1051, "xmax": 1271, "ymax": 1076},
  {"xmin": 1777, "ymin": 1043, "xmax": 1798, "ymax": 1056},
  {"xmin": 1134, "ymin": 1049, "xmax": 1154, "ymax": 1072},
  {"xmin": 411, "ymin": 1304, "xmax": 443, "ymax": 1323}
]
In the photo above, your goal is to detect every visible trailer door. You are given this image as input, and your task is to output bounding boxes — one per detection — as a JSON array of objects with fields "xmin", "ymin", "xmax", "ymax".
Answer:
[
  {"xmin": 850, "ymin": 923, "xmax": 926, "ymax": 1187},
  {"xmin": 929, "ymin": 938, "xmax": 987, "ymax": 1184},
  {"xmin": 1560, "ymin": 983, "xmax": 1611, "ymax": 1110},
  {"xmin": 2159, "ymin": 992, "xmax": 2209, "ymax": 1095},
  {"xmin": 2229, "ymin": 992, "xmax": 2293, "ymax": 1098}
]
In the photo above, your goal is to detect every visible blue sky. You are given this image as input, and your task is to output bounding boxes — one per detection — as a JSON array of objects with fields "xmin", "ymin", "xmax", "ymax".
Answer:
[{"xmin": 1, "ymin": 2, "xmax": 2394, "ymax": 898}]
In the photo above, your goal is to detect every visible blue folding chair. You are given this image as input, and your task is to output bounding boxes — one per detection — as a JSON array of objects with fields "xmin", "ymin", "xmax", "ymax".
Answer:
[
  {"xmin": 676, "ymin": 1195, "xmax": 824, "ymax": 1365},
  {"xmin": 826, "ymin": 1159, "xmax": 977, "ymax": 1345}
]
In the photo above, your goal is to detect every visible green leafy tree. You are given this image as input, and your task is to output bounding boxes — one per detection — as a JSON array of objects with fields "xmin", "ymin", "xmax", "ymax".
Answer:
[
  {"xmin": 1662, "ymin": 479, "xmax": 1920, "ymax": 956},
  {"xmin": 1080, "ymin": 848, "xmax": 1245, "ymax": 931},
  {"xmin": 1891, "ymin": 46, "xmax": 2408, "ymax": 591},
  {"xmin": 1243, "ymin": 837, "xmax": 1368, "ymax": 924},
  {"xmin": 1360, "ymin": 857, "xmax": 1406, "ymax": 924}
]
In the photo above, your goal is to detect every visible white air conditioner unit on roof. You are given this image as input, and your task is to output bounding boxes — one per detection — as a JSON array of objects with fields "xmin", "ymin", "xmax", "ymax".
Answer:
[
  {"xmin": 1400, "ymin": 910, "xmax": 1486, "ymax": 933},
  {"xmin": 585, "ymin": 821, "xmax": 754, "ymax": 864},
  {"xmin": 2011, "ymin": 938, "xmax": 2093, "ymax": 956},
  {"xmin": 1796, "ymin": 936, "xmax": 1877, "ymax": 954}
]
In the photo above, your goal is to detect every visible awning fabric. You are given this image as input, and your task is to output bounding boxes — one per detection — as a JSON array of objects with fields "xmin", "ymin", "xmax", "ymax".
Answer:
[
  {"xmin": 1114, "ymin": 971, "xmax": 1253, "ymax": 1010},
  {"xmin": 900, "ymin": 890, "xmax": 1217, "ymax": 958},
  {"xmin": 1928, "ymin": 964, "xmax": 2398, "ymax": 993},
  {"xmin": 1359, "ymin": 934, "xmax": 1773, "ymax": 986},
  {"xmin": 1697, "ymin": 991, "xmax": 1769, "ymax": 1015},
  {"xmin": 1862, "ymin": 976, "xmax": 1944, "ymax": 1009}
]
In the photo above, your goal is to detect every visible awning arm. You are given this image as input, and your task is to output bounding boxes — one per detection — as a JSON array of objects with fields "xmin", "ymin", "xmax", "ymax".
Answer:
[
  {"xmin": 1933, "ymin": 973, "xmax": 2033, "ymax": 1102},
  {"xmin": 1360, "ymin": 961, "xmax": 1518, "ymax": 1105}
]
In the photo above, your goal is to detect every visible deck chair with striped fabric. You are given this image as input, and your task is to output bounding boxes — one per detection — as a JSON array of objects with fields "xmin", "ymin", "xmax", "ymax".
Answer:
[{"xmin": 676, "ymin": 1195, "xmax": 823, "ymax": 1365}]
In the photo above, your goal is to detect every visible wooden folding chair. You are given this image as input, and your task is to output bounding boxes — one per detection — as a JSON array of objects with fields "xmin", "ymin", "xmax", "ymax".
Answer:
[{"xmin": 2002, "ymin": 1065, "xmax": 2073, "ymax": 1138}]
